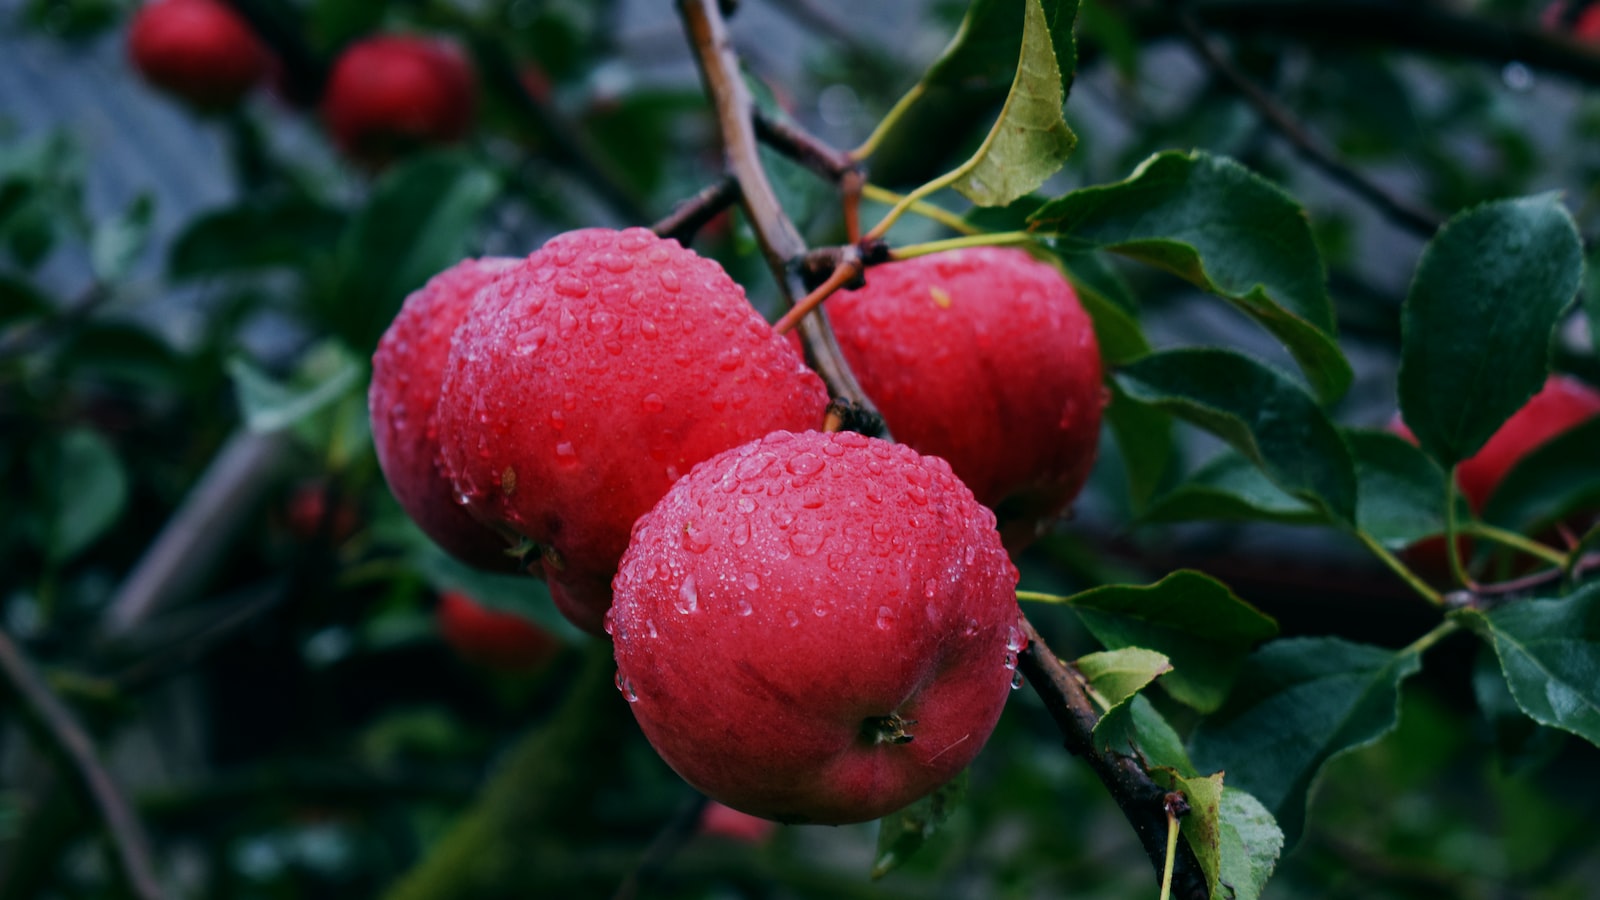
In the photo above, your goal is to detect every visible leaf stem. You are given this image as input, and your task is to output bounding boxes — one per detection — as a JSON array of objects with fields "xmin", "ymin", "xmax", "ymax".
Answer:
[
  {"xmin": 1444, "ymin": 471, "xmax": 1475, "ymax": 590},
  {"xmin": 1017, "ymin": 589, "xmax": 1071, "ymax": 605},
  {"xmin": 1403, "ymin": 618, "xmax": 1460, "ymax": 657},
  {"xmin": 773, "ymin": 256, "xmax": 864, "ymax": 335},
  {"xmin": 891, "ymin": 231, "xmax": 1036, "ymax": 261},
  {"xmin": 1353, "ymin": 530, "xmax": 1444, "ymax": 607},
  {"xmin": 864, "ymin": 167, "xmax": 965, "ymax": 241},
  {"xmin": 861, "ymin": 183, "xmax": 979, "ymax": 235},
  {"xmin": 1159, "ymin": 810, "xmax": 1179, "ymax": 900},
  {"xmin": 850, "ymin": 83, "xmax": 926, "ymax": 161},
  {"xmin": 1461, "ymin": 522, "xmax": 1569, "ymax": 567}
]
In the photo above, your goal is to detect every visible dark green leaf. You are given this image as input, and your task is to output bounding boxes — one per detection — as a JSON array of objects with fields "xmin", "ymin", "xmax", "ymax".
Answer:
[
  {"xmin": 1483, "ymin": 417, "xmax": 1600, "ymax": 535},
  {"xmin": 1398, "ymin": 194, "xmax": 1583, "ymax": 467},
  {"xmin": 946, "ymin": 0, "xmax": 1077, "ymax": 208},
  {"xmin": 1056, "ymin": 250, "xmax": 1148, "ymax": 365},
  {"xmin": 872, "ymin": 770, "xmax": 968, "ymax": 879},
  {"xmin": 170, "ymin": 195, "xmax": 345, "ymax": 279},
  {"xmin": 0, "ymin": 275, "xmax": 51, "ymax": 326},
  {"xmin": 923, "ymin": 0, "xmax": 1077, "ymax": 95},
  {"xmin": 1030, "ymin": 150, "xmax": 1350, "ymax": 403},
  {"xmin": 90, "ymin": 193, "xmax": 154, "ymax": 283},
  {"xmin": 57, "ymin": 323, "xmax": 185, "ymax": 390},
  {"xmin": 1068, "ymin": 570, "xmax": 1278, "ymax": 712},
  {"xmin": 1215, "ymin": 787, "xmax": 1284, "ymax": 900},
  {"xmin": 1458, "ymin": 583, "xmax": 1600, "ymax": 748},
  {"xmin": 1077, "ymin": 647, "xmax": 1170, "ymax": 708},
  {"xmin": 1105, "ymin": 381, "xmax": 1173, "ymax": 513},
  {"xmin": 1142, "ymin": 450, "xmax": 1323, "ymax": 527},
  {"xmin": 228, "ymin": 343, "xmax": 364, "ymax": 436},
  {"xmin": 1115, "ymin": 348, "xmax": 1357, "ymax": 524},
  {"xmin": 1095, "ymin": 694, "xmax": 1194, "ymax": 775},
  {"xmin": 1472, "ymin": 643, "xmax": 1566, "ymax": 772},
  {"xmin": 332, "ymin": 152, "xmax": 500, "ymax": 348},
  {"xmin": 1189, "ymin": 637, "xmax": 1424, "ymax": 845},
  {"xmin": 38, "ymin": 427, "xmax": 128, "ymax": 564},
  {"xmin": 1347, "ymin": 428, "xmax": 1460, "ymax": 550},
  {"xmin": 412, "ymin": 540, "xmax": 581, "ymax": 642}
]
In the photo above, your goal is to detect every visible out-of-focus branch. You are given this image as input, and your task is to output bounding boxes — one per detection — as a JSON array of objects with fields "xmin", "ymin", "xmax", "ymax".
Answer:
[
  {"xmin": 676, "ymin": 0, "xmax": 883, "ymax": 432},
  {"xmin": 1174, "ymin": 10, "xmax": 1443, "ymax": 238},
  {"xmin": 0, "ymin": 629, "xmax": 165, "ymax": 900},
  {"xmin": 652, "ymin": 177, "xmax": 740, "ymax": 244},
  {"xmin": 1017, "ymin": 616, "xmax": 1210, "ymax": 900}
]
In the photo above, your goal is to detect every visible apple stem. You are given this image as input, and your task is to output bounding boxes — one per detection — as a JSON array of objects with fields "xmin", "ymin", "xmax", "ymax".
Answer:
[
  {"xmin": 773, "ymin": 255, "xmax": 864, "ymax": 336},
  {"xmin": 862, "ymin": 713, "xmax": 917, "ymax": 745}
]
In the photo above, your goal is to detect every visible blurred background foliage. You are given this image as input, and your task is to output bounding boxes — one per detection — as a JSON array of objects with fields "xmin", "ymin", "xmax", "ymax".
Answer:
[{"xmin": 2, "ymin": 0, "xmax": 1600, "ymax": 897}]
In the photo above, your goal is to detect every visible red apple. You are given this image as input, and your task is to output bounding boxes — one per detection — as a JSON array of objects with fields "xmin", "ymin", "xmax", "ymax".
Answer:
[
  {"xmin": 322, "ymin": 34, "xmax": 476, "ymax": 165},
  {"xmin": 436, "ymin": 591, "xmax": 561, "ymax": 673},
  {"xmin": 435, "ymin": 228, "xmax": 829, "ymax": 635},
  {"xmin": 610, "ymin": 430, "xmax": 1022, "ymax": 825},
  {"xmin": 371, "ymin": 257, "xmax": 521, "ymax": 570},
  {"xmin": 127, "ymin": 0, "xmax": 270, "ymax": 109},
  {"xmin": 826, "ymin": 247, "xmax": 1104, "ymax": 551}
]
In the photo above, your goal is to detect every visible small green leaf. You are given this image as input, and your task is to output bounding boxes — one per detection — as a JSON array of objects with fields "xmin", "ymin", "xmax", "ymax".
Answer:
[
  {"xmin": 38, "ymin": 427, "xmax": 128, "ymax": 564},
  {"xmin": 1115, "ymin": 348, "xmax": 1357, "ymax": 524},
  {"xmin": 90, "ymin": 193, "xmax": 153, "ymax": 283},
  {"xmin": 1154, "ymin": 771, "xmax": 1225, "ymax": 896},
  {"xmin": 1347, "ymin": 428, "xmax": 1460, "ymax": 550},
  {"xmin": 924, "ymin": 0, "xmax": 1078, "ymax": 95},
  {"xmin": 1077, "ymin": 647, "xmax": 1171, "ymax": 708},
  {"xmin": 332, "ymin": 152, "xmax": 500, "ymax": 348},
  {"xmin": 945, "ymin": 0, "xmax": 1077, "ymax": 208},
  {"xmin": 872, "ymin": 770, "xmax": 967, "ymax": 879},
  {"xmin": 1458, "ymin": 583, "xmax": 1600, "ymax": 748},
  {"xmin": 1215, "ymin": 787, "xmax": 1284, "ymax": 900},
  {"xmin": 411, "ymin": 539, "xmax": 582, "ymax": 642},
  {"xmin": 1483, "ymin": 417, "xmax": 1600, "ymax": 535},
  {"xmin": 1398, "ymin": 194, "xmax": 1583, "ymax": 467},
  {"xmin": 1030, "ymin": 150, "xmax": 1350, "ymax": 403},
  {"xmin": 1095, "ymin": 694, "xmax": 1194, "ymax": 775},
  {"xmin": 1189, "ymin": 637, "xmax": 1424, "ymax": 846},
  {"xmin": 228, "ymin": 343, "xmax": 364, "ymax": 436},
  {"xmin": 170, "ymin": 194, "xmax": 345, "ymax": 279},
  {"xmin": 1105, "ymin": 381, "xmax": 1173, "ymax": 513},
  {"xmin": 1068, "ymin": 570, "xmax": 1278, "ymax": 712},
  {"xmin": 1142, "ymin": 450, "xmax": 1323, "ymax": 527},
  {"xmin": 1056, "ymin": 250, "xmax": 1149, "ymax": 365}
]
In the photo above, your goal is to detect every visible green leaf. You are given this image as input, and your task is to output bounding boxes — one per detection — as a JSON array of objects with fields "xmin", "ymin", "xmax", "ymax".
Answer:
[
  {"xmin": 1215, "ymin": 787, "xmax": 1284, "ymax": 900},
  {"xmin": 170, "ymin": 194, "xmax": 345, "ymax": 279},
  {"xmin": 1095, "ymin": 694, "xmax": 1194, "ymax": 775},
  {"xmin": 1115, "ymin": 348, "xmax": 1357, "ymax": 524},
  {"xmin": 1030, "ymin": 150, "xmax": 1351, "ymax": 403},
  {"xmin": 1458, "ymin": 583, "xmax": 1600, "ymax": 748},
  {"xmin": 411, "ymin": 539, "xmax": 582, "ymax": 642},
  {"xmin": 1347, "ymin": 428, "xmax": 1460, "ymax": 550},
  {"xmin": 0, "ymin": 274, "xmax": 51, "ymax": 327},
  {"xmin": 1067, "ymin": 570, "xmax": 1278, "ymax": 712},
  {"xmin": 227, "ymin": 342, "xmax": 364, "ymax": 436},
  {"xmin": 941, "ymin": 0, "xmax": 1077, "ymax": 208},
  {"xmin": 1586, "ymin": 249, "xmax": 1600, "ymax": 356},
  {"xmin": 1077, "ymin": 647, "xmax": 1171, "ymax": 708},
  {"xmin": 1483, "ymin": 417, "xmax": 1600, "ymax": 535},
  {"xmin": 872, "ymin": 770, "xmax": 967, "ymax": 879},
  {"xmin": 37, "ymin": 427, "xmax": 128, "ymax": 564},
  {"xmin": 1472, "ymin": 643, "xmax": 1566, "ymax": 772},
  {"xmin": 1398, "ymin": 194, "xmax": 1583, "ymax": 467},
  {"xmin": 1156, "ymin": 771, "xmax": 1225, "ymax": 896},
  {"xmin": 90, "ymin": 193, "xmax": 153, "ymax": 283},
  {"xmin": 332, "ymin": 152, "xmax": 500, "ymax": 348},
  {"xmin": 1142, "ymin": 450, "xmax": 1323, "ymax": 527},
  {"xmin": 924, "ymin": 0, "xmax": 1078, "ymax": 95},
  {"xmin": 1189, "ymin": 637, "xmax": 1424, "ymax": 845},
  {"xmin": 1056, "ymin": 250, "xmax": 1149, "ymax": 365},
  {"xmin": 1104, "ymin": 381, "xmax": 1173, "ymax": 513}
]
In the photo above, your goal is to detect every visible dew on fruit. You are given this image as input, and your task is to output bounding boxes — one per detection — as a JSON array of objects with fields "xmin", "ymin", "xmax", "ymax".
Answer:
[
  {"xmin": 876, "ymin": 606, "xmax": 896, "ymax": 630},
  {"xmin": 730, "ymin": 519, "xmax": 750, "ymax": 546},
  {"xmin": 646, "ymin": 618, "xmax": 658, "ymax": 638},
  {"xmin": 548, "ymin": 409, "xmax": 565, "ymax": 430},
  {"xmin": 658, "ymin": 268, "xmax": 681, "ymax": 292},
  {"xmin": 1005, "ymin": 624, "xmax": 1024, "ymax": 653},
  {"xmin": 964, "ymin": 617, "xmax": 980, "ymax": 637},
  {"xmin": 555, "ymin": 276, "xmax": 589, "ymax": 298},
  {"xmin": 786, "ymin": 610, "xmax": 801, "ymax": 627},
  {"xmin": 682, "ymin": 523, "xmax": 712, "ymax": 553},
  {"xmin": 641, "ymin": 393, "xmax": 665, "ymax": 413},
  {"xmin": 619, "ymin": 229, "xmax": 652, "ymax": 251},
  {"xmin": 906, "ymin": 485, "xmax": 928, "ymax": 505},
  {"xmin": 515, "ymin": 325, "xmax": 548, "ymax": 355},
  {"xmin": 1011, "ymin": 670, "xmax": 1025, "ymax": 690},
  {"xmin": 736, "ymin": 599, "xmax": 753, "ymax": 617},
  {"xmin": 557, "ymin": 305, "xmax": 580, "ymax": 338},
  {"xmin": 562, "ymin": 392, "xmax": 578, "ymax": 411},
  {"xmin": 599, "ymin": 252, "xmax": 633, "ymax": 273},
  {"xmin": 925, "ymin": 603, "xmax": 938, "ymax": 624},
  {"xmin": 786, "ymin": 452, "xmax": 824, "ymax": 477},
  {"xmin": 735, "ymin": 496, "xmax": 756, "ymax": 514},
  {"xmin": 923, "ymin": 578, "xmax": 937, "ymax": 599},
  {"xmin": 1002, "ymin": 652, "xmax": 1018, "ymax": 671},
  {"xmin": 790, "ymin": 530, "xmax": 823, "ymax": 556},
  {"xmin": 965, "ymin": 545, "xmax": 977, "ymax": 565},
  {"xmin": 602, "ymin": 608, "xmax": 616, "ymax": 635},
  {"xmin": 871, "ymin": 522, "xmax": 892, "ymax": 542},
  {"xmin": 741, "ymin": 571, "xmax": 760, "ymax": 591},
  {"xmin": 639, "ymin": 318, "xmax": 659, "ymax": 339},
  {"xmin": 813, "ymin": 602, "xmax": 829, "ymax": 617},
  {"xmin": 676, "ymin": 575, "xmax": 699, "ymax": 614},
  {"xmin": 554, "ymin": 441, "xmax": 578, "ymax": 463},
  {"xmin": 615, "ymin": 671, "xmax": 638, "ymax": 702}
]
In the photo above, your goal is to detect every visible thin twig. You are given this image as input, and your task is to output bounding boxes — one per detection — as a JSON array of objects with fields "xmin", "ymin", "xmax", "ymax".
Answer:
[
  {"xmin": 753, "ymin": 110, "xmax": 859, "ymax": 181},
  {"xmin": 652, "ymin": 177, "xmax": 740, "ymax": 244},
  {"xmin": 676, "ymin": 0, "xmax": 884, "ymax": 429},
  {"xmin": 773, "ymin": 253, "xmax": 863, "ymax": 335},
  {"xmin": 611, "ymin": 791, "xmax": 712, "ymax": 900},
  {"xmin": 0, "ymin": 629, "xmax": 165, "ymax": 900},
  {"xmin": 1016, "ymin": 615, "xmax": 1210, "ymax": 899},
  {"xmin": 1174, "ymin": 9, "xmax": 1442, "ymax": 238}
]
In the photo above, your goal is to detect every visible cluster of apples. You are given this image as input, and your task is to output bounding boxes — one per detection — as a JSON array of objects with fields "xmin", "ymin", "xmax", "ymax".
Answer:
[
  {"xmin": 369, "ymin": 227, "xmax": 1106, "ymax": 824},
  {"xmin": 127, "ymin": 0, "xmax": 473, "ymax": 164}
]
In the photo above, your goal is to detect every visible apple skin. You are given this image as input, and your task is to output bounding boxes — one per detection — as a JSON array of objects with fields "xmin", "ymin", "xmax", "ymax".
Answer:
[
  {"xmin": 127, "ymin": 0, "xmax": 270, "ymax": 109},
  {"xmin": 1392, "ymin": 374, "xmax": 1600, "ymax": 513},
  {"xmin": 699, "ymin": 801, "xmax": 777, "ymax": 844},
  {"xmin": 436, "ymin": 228, "xmax": 829, "ymax": 635},
  {"xmin": 826, "ymin": 247, "xmax": 1104, "ymax": 551},
  {"xmin": 610, "ymin": 430, "xmax": 1022, "ymax": 825},
  {"xmin": 322, "ymin": 35, "xmax": 477, "ymax": 165},
  {"xmin": 435, "ymin": 591, "xmax": 561, "ymax": 674},
  {"xmin": 371, "ymin": 257, "xmax": 521, "ymax": 571}
]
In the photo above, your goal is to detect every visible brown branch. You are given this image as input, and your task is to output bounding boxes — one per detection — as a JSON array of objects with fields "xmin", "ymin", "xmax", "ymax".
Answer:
[
  {"xmin": 0, "ymin": 629, "xmax": 165, "ymax": 900},
  {"xmin": 676, "ymin": 0, "xmax": 884, "ymax": 432},
  {"xmin": 1173, "ymin": 9, "xmax": 1443, "ymax": 238},
  {"xmin": 652, "ymin": 177, "xmax": 740, "ymax": 244},
  {"xmin": 1017, "ymin": 615, "xmax": 1211, "ymax": 899}
]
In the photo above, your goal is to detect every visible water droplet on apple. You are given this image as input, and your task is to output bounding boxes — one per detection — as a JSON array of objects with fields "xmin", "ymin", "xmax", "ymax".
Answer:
[
  {"xmin": 789, "ymin": 530, "xmax": 823, "ymax": 556},
  {"xmin": 1005, "ymin": 624, "xmax": 1024, "ymax": 652},
  {"xmin": 676, "ymin": 575, "xmax": 699, "ymax": 614},
  {"xmin": 786, "ymin": 610, "xmax": 800, "ymax": 627},
  {"xmin": 964, "ymin": 618, "xmax": 979, "ymax": 637},
  {"xmin": 923, "ymin": 578, "xmax": 937, "ymax": 599},
  {"xmin": 554, "ymin": 441, "xmax": 577, "ymax": 463},
  {"xmin": 646, "ymin": 618, "xmax": 658, "ymax": 638},
  {"xmin": 1011, "ymin": 670, "xmax": 1024, "ymax": 690},
  {"xmin": 658, "ymin": 268, "xmax": 681, "ymax": 292},
  {"xmin": 602, "ymin": 608, "xmax": 615, "ymax": 635},
  {"xmin": 736, "ymin": 599, "xmax": 753, "ymax": 617},
  {"xmin": 641, "ymin": 393, "xmax": 665, "ymax": 413},
  {"xmin": 876, "ymin": 606, "xmax": 895, "ymax": 630},
  {"xmin": 730, "ymin": 519, "xmax": 750, "ymax": 546},
  {"xmin": 555, "ymin": 276, "xmax": 589, "ymax": 298},
  {"xmin": 614, "ymin": 671, "xmax": 638, "ymax": 702},
  {"xmin": 743, "ymin": 572, "xmax": 760, "ymax": 591}
]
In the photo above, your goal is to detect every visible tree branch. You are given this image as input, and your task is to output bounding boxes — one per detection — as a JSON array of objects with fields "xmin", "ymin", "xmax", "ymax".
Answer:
[
  {"xmin": 1017, "ymin": 615, "xmax": 1211, "ymax": 899},
  {"xmin": 676, "ymin": 0, "xmax": 884, "ymax": 431},
  {"xmin": 1173, "ymin": 9, "xmax": 1443, "ymax": 238},
  {"xmin": 651, "ymin": 177, "xmax": 740, "ymax": 244},
  {"xmin": 0, "ymin": 628, "xmax": 165, "ymax": 900}
]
